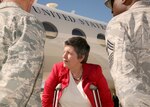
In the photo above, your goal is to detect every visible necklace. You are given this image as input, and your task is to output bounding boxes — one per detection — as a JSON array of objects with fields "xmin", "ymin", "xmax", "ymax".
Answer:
[
  {"xmin": 72, "ymin": 73, "xmax": 82, "ymax": 81},
  {"xmin": 73, "ymin": 74, "xmax": 82, "ymax": 81},
  {"xmin": 71, "ymin": 68, "xmax": 83, "ymax": 81}
]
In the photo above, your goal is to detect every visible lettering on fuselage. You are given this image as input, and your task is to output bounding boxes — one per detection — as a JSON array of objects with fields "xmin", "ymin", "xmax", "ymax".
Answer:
[{"xmin": 31, "ymin": 5, "xmax": 106, "ymax": 30}]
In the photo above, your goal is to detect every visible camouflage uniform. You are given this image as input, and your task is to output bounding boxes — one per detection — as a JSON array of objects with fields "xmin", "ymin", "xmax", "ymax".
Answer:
[
  {"xmin": 105, "ymin": 1, "xmax": 150, "ymax": 107},
  {"xmin": 0, "ymin": 2, "xmax": 45, "ymax": 107}
]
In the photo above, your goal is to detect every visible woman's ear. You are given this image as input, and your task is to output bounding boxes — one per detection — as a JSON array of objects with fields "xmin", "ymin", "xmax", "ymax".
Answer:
[{"xmin": 79, "ymin": 55, "xmax": 85, "ymax": 63}]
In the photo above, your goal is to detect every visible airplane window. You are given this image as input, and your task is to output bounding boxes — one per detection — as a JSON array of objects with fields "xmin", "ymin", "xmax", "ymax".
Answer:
[
  {"xmin": 42, "ymin": 22, "xmax": 58, "ymax": 39},
  {"xmin": 72, "ymin": 28, "xmax": 86, "ymax": 37},
  {"xmin": 97, "ymin": 33, "xmax": 105, "ymax": 47},
  {"xmin": 97, "ymin": 33, "xmax": 105, "ymax": 40}
]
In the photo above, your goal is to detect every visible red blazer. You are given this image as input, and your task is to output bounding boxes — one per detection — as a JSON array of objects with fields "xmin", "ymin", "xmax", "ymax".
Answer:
[{"xmin": 42, "ymin": 62, "xmax": 114, "ymax": 107}]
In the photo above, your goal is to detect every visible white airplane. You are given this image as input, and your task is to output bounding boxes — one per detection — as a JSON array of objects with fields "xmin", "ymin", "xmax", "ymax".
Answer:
[{"xmin": 30, "ymin": 3, "xmax": 115, "ymax": 93}]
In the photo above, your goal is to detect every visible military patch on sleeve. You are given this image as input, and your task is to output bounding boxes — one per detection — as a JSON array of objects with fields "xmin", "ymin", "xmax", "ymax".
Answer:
[{"xmin": 106, "ymin": 40, "xmax": 114, "ymax": 68}]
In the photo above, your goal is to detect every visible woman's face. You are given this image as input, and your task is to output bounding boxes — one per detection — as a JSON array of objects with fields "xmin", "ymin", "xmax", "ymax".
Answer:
[{"xmin": 62, "ymin": 45, "xmax": 83, "ymax": 69}]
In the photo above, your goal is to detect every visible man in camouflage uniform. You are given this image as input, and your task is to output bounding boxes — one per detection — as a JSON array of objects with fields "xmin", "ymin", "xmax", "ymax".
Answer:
[
  {"xmin": 0, "ymin": 0, "xmax": 45, "ymax": 106},
  {"xmin": 104, "ymin": 0, "xmax": 150, "ymax": 106}
]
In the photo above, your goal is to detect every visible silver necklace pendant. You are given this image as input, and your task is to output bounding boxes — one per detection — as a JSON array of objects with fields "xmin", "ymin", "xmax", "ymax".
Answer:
[{"xmin": 73, "ymin": 74, "xmax": 82, "ymax": 81}]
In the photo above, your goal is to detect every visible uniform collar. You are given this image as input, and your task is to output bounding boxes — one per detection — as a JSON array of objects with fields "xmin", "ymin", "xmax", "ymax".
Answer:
[
  {"xmin": 129, "ymin": 0, "xmax": 150, "ymax": 10},
  {"xmin": 0, "ymin": 2, "xmax": 21, "ymax": 9}
]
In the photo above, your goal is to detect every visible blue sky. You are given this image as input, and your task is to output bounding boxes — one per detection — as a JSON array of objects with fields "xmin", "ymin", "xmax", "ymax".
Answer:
[{"xmin": 37, "ymin": 0, "xmax": 113, "ymax": 23}]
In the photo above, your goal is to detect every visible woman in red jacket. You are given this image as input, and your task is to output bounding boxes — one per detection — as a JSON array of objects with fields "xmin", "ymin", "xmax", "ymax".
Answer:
[{"xmin": 42, "ymin": 37, "xmax": 114, "ymax": 107}]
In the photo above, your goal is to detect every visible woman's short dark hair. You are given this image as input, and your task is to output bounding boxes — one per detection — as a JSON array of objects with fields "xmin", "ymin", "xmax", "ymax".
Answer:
[{"xmin": 65, "ymin": 37, "xmax": 90, "ymax": 63}]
